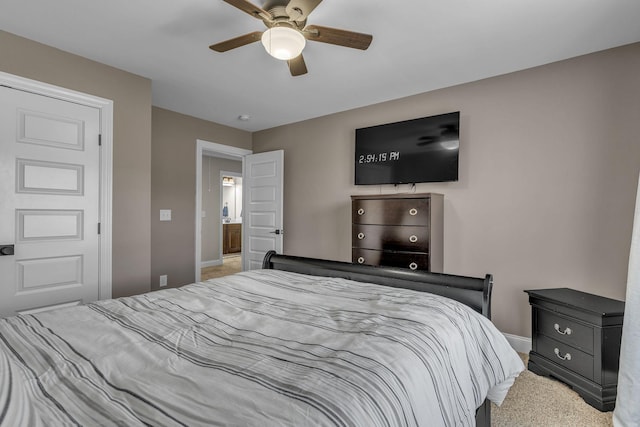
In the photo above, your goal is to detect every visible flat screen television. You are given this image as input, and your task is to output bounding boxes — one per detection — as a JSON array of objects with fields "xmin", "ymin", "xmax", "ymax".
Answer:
[{"xmin": 355, "ymin": 111, "xmax": 459, "ymax": 185}]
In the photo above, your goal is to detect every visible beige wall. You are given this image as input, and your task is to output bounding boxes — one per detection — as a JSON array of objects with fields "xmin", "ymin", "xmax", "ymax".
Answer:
[
  {"xmin": 4, "ymin": 28, "xmax": 638, "ymax": 338},
  {"xmin": 0, "ymin": 31, "xmax": 251, "ymax": 296},
  {"xmin": 0, "ymin": 30, "xmax": 152, "ymax": 298},
  {"xmin": 151, "ymin": 107, "xmax": 250, "ymax": 290},
  {"xmin": 253, "ymin": 42, "xmax": 640, "ymax": 338},
  {"xmin": 202, "ymin": 156, "xmax": 242, "ymax": 263}
]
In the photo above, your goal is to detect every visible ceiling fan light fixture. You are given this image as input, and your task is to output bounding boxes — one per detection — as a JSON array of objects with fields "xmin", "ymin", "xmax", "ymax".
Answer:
[
  {"xmin": 440, "ymin": 139, "xmax": 460, "ymax": 150},
  {"xmin": 261, "ymin": 27, "xmax": 306, "ymax": 60}
]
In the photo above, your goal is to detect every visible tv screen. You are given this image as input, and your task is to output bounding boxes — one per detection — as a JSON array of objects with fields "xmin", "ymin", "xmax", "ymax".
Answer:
[{"xmin": 355, "ymin": 111, "xmax": 459, "ymax": 185}]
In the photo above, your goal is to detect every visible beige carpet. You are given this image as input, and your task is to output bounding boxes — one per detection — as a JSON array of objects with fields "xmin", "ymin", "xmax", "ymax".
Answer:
[
  {"xmin": 492, "ymin": 353, "xmax": 613, "ymax": 426},
  {"xmin": 201, "ymin": 254, "xmax": 242, "ymax": 280}
]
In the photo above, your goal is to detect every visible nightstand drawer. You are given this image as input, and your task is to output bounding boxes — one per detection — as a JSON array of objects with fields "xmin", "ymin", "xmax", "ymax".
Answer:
[
  {"xmin": 536, "ymin": 309, "xmax": 594, "ymax": 354},
  {"xmin": 537, "ymin": 335, "xmax": 594, "ymax": 381}
]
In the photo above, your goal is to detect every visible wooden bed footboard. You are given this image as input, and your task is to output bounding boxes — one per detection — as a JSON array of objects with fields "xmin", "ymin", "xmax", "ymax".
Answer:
[
  {"xmin": 262, "ymin": 250, "xmax": 494, "ymax": 427},
  {"xmin": 262, "ymin": 251, "xmax": 493, "ymax": 318}
]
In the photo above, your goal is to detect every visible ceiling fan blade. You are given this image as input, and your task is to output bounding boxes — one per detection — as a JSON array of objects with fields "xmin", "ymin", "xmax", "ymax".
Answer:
[
  {"xmin": 209, "ymin": 31, "xmax": 263, "ymax": 52},
  {"xmin": 287, "ymin": 54, "xmax": 308, "ymax": 76},
  {"xmin": 286, "ymin": 0, "xmax": 322, "ymax": 21},
  {"xmin": 304, "ymin": 25, "xmax": 372, "ymax": 50},
  {"xmin": 223, "ymin": 0, "xmax": 271, "ymax": 20}
]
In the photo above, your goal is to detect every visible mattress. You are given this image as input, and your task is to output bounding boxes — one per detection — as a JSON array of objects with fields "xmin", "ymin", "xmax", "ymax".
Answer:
[{"xmin": 0, "ymin": 269, "xmax": 524, "ymax": 426}]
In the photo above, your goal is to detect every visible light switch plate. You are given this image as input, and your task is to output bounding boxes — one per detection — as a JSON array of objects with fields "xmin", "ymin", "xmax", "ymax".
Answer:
[{"xmin": 160, "ymin": 209, "xmax": 171, "ymax": 221}]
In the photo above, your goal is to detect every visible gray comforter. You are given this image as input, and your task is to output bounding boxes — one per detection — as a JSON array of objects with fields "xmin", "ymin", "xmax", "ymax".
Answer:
[{"xmin": 0, "ymin": 269, "xmax": 523, "ymax": 426}]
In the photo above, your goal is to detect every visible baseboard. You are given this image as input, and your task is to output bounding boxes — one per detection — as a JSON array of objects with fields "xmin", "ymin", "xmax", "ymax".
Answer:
[
  {"xmin": 503, "ymin": 333, "xmax": 531, "ymax": 354},
  {"xmin": 202, "ymin": 259, "xmax": 223, "ymax": 268}
]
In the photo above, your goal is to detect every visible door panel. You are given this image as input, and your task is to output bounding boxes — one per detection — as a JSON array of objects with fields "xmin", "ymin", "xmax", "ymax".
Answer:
[
  {"xmin": 243, "ymin": 150, "xmax": 284, "ymax": 270},
  {"xmin": 18, "ymin": 109, "xmax": 85, "ymax": 150},
  {"xmin": 17, "ymin": 255, "xmax": 83, "ymax": 292},
  {"xmin": 17, "ymin": 210, "xmax": 84, "ymax": 241},
  {"xmin": 17, "ymin": 159, "xmax": 84, "ymax": 195},
  {"xmin": 0, "ymin": 86, "xmax": 101, "ymax": 318}
]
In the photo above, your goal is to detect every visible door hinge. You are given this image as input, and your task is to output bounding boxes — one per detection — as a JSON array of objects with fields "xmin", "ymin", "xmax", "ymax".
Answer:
[
  {"xmin": 98, "ymin": 223, "xmax": 101, "ymax": 235},
  {"xmin": 98, "ymin": 134, "xmax": 102, "ymax": 146}
]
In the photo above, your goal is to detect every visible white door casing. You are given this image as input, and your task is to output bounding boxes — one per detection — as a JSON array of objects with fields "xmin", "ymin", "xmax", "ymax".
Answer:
[
  {"xmin": 0, "ymin": 74, "xmax": 112, "ymax": 318},
  {"xmin": 243, "ymin": 150, "xmax": 284, "ymax": 271}
]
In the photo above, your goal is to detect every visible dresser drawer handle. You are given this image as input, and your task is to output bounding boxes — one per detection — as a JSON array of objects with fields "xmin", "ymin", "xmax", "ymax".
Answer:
[
  {"xmin": 409, "ymin": 262, "xmax": 418, "ymax": 270},
  {"xmin": 409, "ymin": 208, "xmax": 418, "ymax": 216},
  {"xmin": 409, "ymin": 235, "xmax": 418, "ymax": 243},
  {"xmin": 357, "ymin": 208, "xmax": 365, "ymax": 216},
  {"xmin": 554, "ymin": 323, "xmax": 572, "ymax": 335},
  {"xmin": 357, "ymin": 232, "xmax": 365, "ymax": 240},
  {"xmin": 357, "ymin": 257, "xmax": 365, "ymax": 264},
  {"xmin": 554, "ymin": 348, "xmax": 572, "ymax": 361}
]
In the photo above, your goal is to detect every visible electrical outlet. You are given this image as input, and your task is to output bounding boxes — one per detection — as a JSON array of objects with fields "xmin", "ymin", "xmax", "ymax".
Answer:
[{"xmin": 159, "ymin": 275, "xmax": 167, "ymax": 287}]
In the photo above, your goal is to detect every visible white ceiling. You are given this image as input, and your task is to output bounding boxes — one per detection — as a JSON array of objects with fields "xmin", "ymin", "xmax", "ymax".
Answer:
[{"xmin": 2, "ymin": 0, "xmax": 639, "ymax": 132}]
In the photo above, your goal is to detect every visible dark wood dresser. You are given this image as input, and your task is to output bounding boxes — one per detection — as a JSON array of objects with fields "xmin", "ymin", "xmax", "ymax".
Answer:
[
  {"xmin": 525, "ymin": 288, "xmax": 625, "ymax": 411},
  {"xmin": 351, "ymin": 193, "xmax": 443, "ymax": 272}
]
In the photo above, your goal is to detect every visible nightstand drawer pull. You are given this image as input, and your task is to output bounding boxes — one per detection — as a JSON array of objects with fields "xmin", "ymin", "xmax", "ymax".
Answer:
[
  {"xmin": 357, "ymin": 257, "xmax": 365, "ymax": 264},
  {"xmin": 554, "ymin": 348, "xmax": 572, "ymax": 361},
  {"xmin": 409, "ymin": 235, "xmax": 418, "ymax": 243},
  {"xmin": 409, "ymin": 208, "xmax": 418, "ymax": 216},
  {"xmin": 409, "ymin": 262, "xmax": 418, "ymax": 270},
  {"xmin": 357, "ymin": 232, "xmax": 365, "ymax": 240},
  {"xmin": 357, "ymin": 208, "xmax": 365, "ymax": 216},
  {"xmin": 553, "ymin": 323, "xmax": 572, "ymax": 335}
]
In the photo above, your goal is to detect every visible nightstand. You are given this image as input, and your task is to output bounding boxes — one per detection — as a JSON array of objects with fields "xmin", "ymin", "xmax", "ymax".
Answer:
[{"xmin": 525, "ymin": 288, "xmax": 624, "ymax": 411}]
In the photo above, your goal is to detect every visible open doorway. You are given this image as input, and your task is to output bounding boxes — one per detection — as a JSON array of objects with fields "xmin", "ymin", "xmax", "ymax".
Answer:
[
  {"xmin": 195, "ymin": 140, "xmax": 284, "ymax": 281},
  {"xmin": 200, "ymin": 157, "xmax": 243, "ymax": 279},
  {"xmin": 202, "ymin": 171, "xmax": 243, "ymax": 280},
  {"xmin": 195, "ymin": 140, "xmax": 251, "ymax": 282}
]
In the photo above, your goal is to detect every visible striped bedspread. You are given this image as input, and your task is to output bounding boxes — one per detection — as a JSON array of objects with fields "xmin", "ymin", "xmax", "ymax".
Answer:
[{"xmin": 0, "ymin": 269, "xmax": 524, "ymax": 427}]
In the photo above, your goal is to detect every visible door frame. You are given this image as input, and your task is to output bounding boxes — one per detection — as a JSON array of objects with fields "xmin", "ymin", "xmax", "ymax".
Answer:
[
  {"xmin": 0, "ymin": 71, "xmax": 114, "ymax": 300},
  {"xmin": 195, "ymin": 139, "xmax": 251, "ymax": 282}
]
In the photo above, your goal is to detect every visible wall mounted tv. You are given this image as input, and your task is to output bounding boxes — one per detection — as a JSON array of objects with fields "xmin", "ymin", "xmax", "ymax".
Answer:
[{"xmin": 355, "ymin": 111, "xmax": 459, "ymax": 185}]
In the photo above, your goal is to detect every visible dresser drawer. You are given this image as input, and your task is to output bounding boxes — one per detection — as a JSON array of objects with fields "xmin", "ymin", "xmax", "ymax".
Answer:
[
  {"xmin": 536, "ymin": 309, "xmax": 594, "ymax": 354},
  {"xmin": 352, "ymin": 249, "xmax": 429, "ymax": 270},
  {"xmin": 352, "ymin": 224, "xmax": 429, "ymax": 252},
  {"xmin": 353, "ymin": 198, "xmax": 430, "ymax": 225},
  {"xmin": 536, "ymin": 335, "xmax": 594, "ymax": 381}
]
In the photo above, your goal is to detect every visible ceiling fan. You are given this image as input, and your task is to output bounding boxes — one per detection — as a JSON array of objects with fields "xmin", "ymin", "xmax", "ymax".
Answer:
[{"xmin": 210, "ymin": 0, "xmax": 373, "ymax": 76}]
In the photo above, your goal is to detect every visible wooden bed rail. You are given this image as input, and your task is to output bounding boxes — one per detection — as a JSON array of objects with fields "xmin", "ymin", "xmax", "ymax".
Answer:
[{"xmin": 262, "ymin": 251, "xmax": 493, "ymax": 319}]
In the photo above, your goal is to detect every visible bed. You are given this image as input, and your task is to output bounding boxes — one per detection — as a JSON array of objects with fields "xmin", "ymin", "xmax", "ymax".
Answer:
[{"xmin": 0, "ymin": 251, "xmax": 524, "ymax": 426}]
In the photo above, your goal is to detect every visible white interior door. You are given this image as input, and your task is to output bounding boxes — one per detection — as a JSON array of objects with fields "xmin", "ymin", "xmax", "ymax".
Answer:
[
  {"xmin": 0, "ymin": 86, "xmax": 101, "ymax": 317},
  {"xmin": 243, "ymin": 150, "xmax": 284, "ymax": 270}
]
